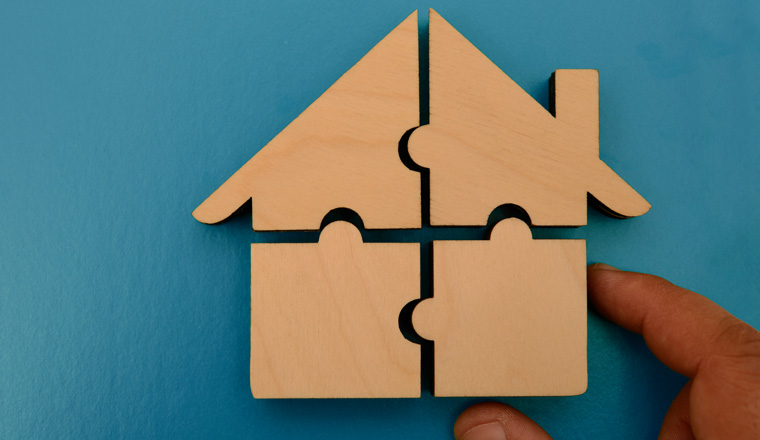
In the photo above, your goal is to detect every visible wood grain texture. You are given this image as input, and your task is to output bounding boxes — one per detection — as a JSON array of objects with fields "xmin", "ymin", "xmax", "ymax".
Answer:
[
  {"xmin": 193, "ymin": 11, "xmax": 421, "ymax": 231},
  {"xmin": 408, "ymin": 9, "xmax": 650, "ymax": 227},
  {"xmin": 250, "ymin": 221, "xmax": 420, "ymax": 398},
  {"xmin": 412, "ymin": 218, "xmax": 587, "ymax": 396}
]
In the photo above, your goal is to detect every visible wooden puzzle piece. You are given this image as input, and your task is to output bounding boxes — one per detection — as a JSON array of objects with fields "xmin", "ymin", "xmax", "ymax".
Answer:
[
  {"xmin": 193, "ymin": 11, "xmax": 421, "ymax": 231},
  {"xmin": 408, "ymin": 10, "xmax": 650, "ymax": 227},
  {"xmin": 250, "ymin": 221, "xmax": 420, "ymax": 398},
  {"xmin": 412, "ymin": 218, "xmax": 587, "ymax": 396}
]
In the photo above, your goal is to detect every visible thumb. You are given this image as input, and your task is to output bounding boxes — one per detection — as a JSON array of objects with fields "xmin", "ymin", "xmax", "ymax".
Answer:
[{"xmin": 454, "ymin": 402, "xmax": 553, "ymax": 440}]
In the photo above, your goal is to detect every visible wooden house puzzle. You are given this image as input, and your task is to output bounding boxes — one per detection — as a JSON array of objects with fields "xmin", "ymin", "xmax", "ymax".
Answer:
[{"xmin": 193, "ymin": 9, "xmax": 649, "ymax": 398}]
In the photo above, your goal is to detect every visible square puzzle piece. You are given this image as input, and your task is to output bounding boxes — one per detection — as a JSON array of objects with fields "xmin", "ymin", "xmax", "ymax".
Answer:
[
  {"xmin": 412, "ymin": 218, "xmax": 587, "ymax": 396},
  {"xmin": 250, "ymin": 221, "xmax": 420, "ymax": 398}
]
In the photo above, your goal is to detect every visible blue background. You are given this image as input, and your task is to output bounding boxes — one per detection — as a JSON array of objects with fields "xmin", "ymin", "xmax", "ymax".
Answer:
[{"xmin": 2, "ymin": 1, "xmax": 759, "ymax": 438}]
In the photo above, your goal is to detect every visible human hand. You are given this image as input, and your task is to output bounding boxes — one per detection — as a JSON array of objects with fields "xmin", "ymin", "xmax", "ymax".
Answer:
[{"xmin": 454, "ymin": 264, "xmax": 760, "ymax": 440}]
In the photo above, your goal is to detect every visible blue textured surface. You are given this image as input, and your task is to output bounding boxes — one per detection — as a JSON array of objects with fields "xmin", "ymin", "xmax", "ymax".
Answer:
[{"xmin": 2, "ymin": 1, "xmax": 759, "ymax": 438}]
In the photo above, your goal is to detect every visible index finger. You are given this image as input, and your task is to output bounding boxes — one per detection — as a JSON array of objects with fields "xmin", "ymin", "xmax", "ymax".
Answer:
[{"xmin": 587, "ymin": 264, "xmax": 760, "ymax": 378}]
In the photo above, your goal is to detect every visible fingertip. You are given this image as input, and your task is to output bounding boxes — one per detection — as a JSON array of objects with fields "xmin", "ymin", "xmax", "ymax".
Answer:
[
  {"xmin": 454, "ymin": 402, "xmax": 552, "ymax": 440},
  {"xmin": 587, "ymin": 264, "xmax": 639, "ymax": 298},
  {"xmin": 588, "ymin": 263, "xmax": 620, "ymax": 271},
  {"xmin": 453, "ymin": 402, "xmax": 502, "ymax": 439},
  {"xmin": 587, "ymin": 266, "xmax": 675, "ymax": 312},
  {"xmin": 586, "ymin": 264, "xmax": 629, "ymax": 310}
]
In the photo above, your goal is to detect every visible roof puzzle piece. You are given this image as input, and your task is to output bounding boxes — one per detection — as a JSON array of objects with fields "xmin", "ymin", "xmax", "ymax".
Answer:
[
  {"xmin": 250, "ymin": 221, "xmax": 420, "ymax": 398},
  {"xmin": 408, "ymin": 10, "xmax": 650, "ymax": 227},
  {"xmin": 412, "ymin": 218, "xmax": 588, "ymax": 396},
  {"xmin": 193, "ymin": 11, "xmax": 420, "ymax": 231}
]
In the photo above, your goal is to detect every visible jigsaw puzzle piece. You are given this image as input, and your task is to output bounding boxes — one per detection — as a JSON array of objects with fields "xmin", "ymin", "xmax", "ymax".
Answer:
[
  {"xmin": 193, "ymin": 11, "xmax": 421, "ymax": 231},
  {"xmin": 250, "ymin": 221, "xmax": 420, "ymax": 398},
  {"xmin": 412, "ymin": 218, "xmax": 587, "ymax": 396},
  {"xmin": 408, "ymin": 9, "xmax": 649, "ymax": 227}
]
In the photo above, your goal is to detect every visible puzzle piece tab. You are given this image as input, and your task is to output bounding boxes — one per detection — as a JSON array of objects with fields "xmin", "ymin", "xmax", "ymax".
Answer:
[
  {"xmin": 250, "ymin": 221, "xmax": 420, "ymax": 398},
  {"xmin": 412, "ymin": 218, "xmax": 587, "ymax": 396}
]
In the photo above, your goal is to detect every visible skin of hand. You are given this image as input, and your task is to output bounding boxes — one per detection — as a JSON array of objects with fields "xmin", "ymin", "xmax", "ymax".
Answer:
[{"xmin": 454, "ymin": 264, "xmax": 760, "ymax": 440}]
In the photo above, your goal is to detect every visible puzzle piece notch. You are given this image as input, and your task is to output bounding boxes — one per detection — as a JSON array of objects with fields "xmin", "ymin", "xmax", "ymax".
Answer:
[
  {"xmin": 193, "ymin": 11, "xmax": 421, "ymax": 231},
  {"xmin": 250, "ymin": 221, "xmax": 420, "ymax": 398},
  {"xmin": 407, "ymin": 9, "xmax": 650, "ymax": 227},
  {"xmin": 412, "ymin": 217, "xmax": 587, "ymax": 397}
]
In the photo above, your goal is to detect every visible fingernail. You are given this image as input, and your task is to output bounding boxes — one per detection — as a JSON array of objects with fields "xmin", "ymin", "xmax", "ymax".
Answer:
[
  {"xmin": 590, "ymin": 263, "xmax": 620, "ymax": 271},
  {"xmin": 461, "ymin": 422, "xmax": 506, "ymax": 440}
]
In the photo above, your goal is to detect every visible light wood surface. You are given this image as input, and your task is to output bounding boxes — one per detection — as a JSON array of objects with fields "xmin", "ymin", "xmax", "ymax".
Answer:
[
  {"xmin": 408, "ymin": 9, "xmax": 650, "ymax": 227},
  {"xmin": 193, "ymin": 11, "xmax": 421, "ymax": 231},
  {"xmin": 250, "ymin": 221, "xmax": 420, "ymax": 398},
  {"xmin": 412, "ymin": 218, "xmax": 587, "ymax": 396}
]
